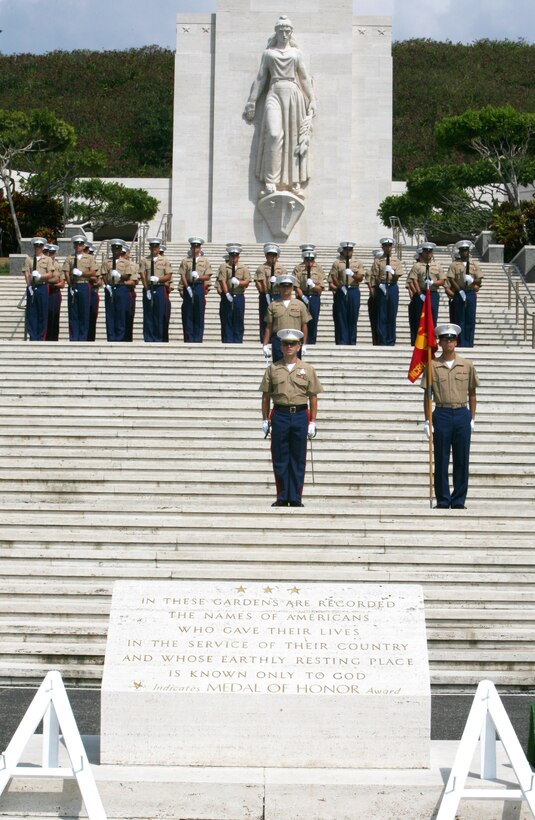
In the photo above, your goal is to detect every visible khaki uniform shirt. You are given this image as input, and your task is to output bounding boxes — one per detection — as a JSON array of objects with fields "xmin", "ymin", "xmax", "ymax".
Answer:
[
  {"xmin": 101, "ymin": 257, "xmax": 138, "ymax": 286},
  {"xmin": 446, "ymin": 259, "xmax": 483, "ymax": 292},
  {"xmin": 259, "ymin": 360, "xmax": 324, "ymax": 405},
  {"xmin": 23, "ymin": 254, "xmax": 52, "ymax": 283},
  {"xmin": 264, "ymin": 298, "xmax": 311, "ymax": 332},
  {"xmin": 62, "ymin": 252, "xmax": 98, "ymax": 283},
  {"xmin": 217, "ymin": 263, "xmax": 250, "ymax": 295},
  {"xmin": 407, "ymin": 261, "xmax": 444, "ymax": 292},
  {"xmin": 48, "ymin": 258, "xmax": 65, "ymax": 290},
  {"xmin": 293, "ymin": 262, "xmax": 326, "ymax": 292},
  {"xmin": 329, "ymin": 257, "xmax": 365, "ymax": 289},
  {"xmin": 255, "ymin": 262, "xmax": 286, "ymax": 296},
  {"xmin": 178, "ymin": 256, "xmax": 212, "ymax": 284},
  {"xmin": 421, "ymin": 355, "xmax": 480, "ymax": 405},
  {"xmin": 139, "ymin": 255, "xmax": 173, "ymax": 290},
  {"xmin": 369, "ymin": 255, "xmax": 404, "ymax": 286}
]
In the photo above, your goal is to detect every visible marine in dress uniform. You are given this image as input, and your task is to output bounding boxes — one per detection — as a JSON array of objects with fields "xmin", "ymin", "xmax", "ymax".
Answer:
[
  {"xmin": 422, "ymin": 323, "xmax": 480, "ymax": 509},
  {"xmin": 406, "ymin": 242, "xmax": 446, "ymax": 344},
  {"xmin": 62, "ymin": 234, "xmax": 98, "ymax": 341},
  {"xmin": 254, "ymin": 243, "xmax": 286, "ymax": 342},
  {"xmin": 293, "ymin": 247, "xmax": 325, "ymax": 345},
  {"xmin": 260, "ymin": 328, "xmax": 324, "ymax": 507},
  {"xmin": 84, "ymin": 243, "xmax": 101, "ymax": 342},
  {"xmin": 217, "ymin": 244, "xmax": 250, "ymax": 343},
  {"xmin": 43, "ymin": 244, "xmax": 64, "ymax": 341},
  {"xmin": 445, "ymin": 240, "xmax": 483, "ymax": 348},
  {"xmin": 365, "ymin": 249, "xmax": 383, "ymax": 345},
  {"xmin": 263, "ymin": 275, "xmax": 311, "ymax": 363},
  {"xmin": 121, "ymin": 244, "xmax": 138, "ymax": 342},
  {"xmin": 139, "ymin": 238, "xmax": 173, "ymax": 342},
  {"xmin": 101, "ymin": 240, "xmax": 137, "ymax": 342},
  {"xmin": 23, "ymin": 237, "xmax": 53, "ymax": 341},
  {"xmin": 179, "ymin": 237, "xmax": 212, "ymax": 343},
  {"xmin": 369, "ymin": 237, "xmax": 404, "ymax": 346},
  {"xmin": 328, "ymin": 242, "xmax": 365, "ymax": 345}
]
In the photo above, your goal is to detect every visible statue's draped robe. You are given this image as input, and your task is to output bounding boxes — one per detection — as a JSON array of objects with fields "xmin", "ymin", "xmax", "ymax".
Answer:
[{"xmin": 255, "ymin": 47, "xmax": 310, "ymax": 188}]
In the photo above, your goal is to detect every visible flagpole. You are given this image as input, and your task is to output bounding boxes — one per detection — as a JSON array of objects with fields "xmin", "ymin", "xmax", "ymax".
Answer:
[
  {"xmin": 426, "ymin": 342, "xmax": 434, "ymax": 508},
  {"xmin": 407, "ymin": 282, "xmax": 437, "ymax": 509}
]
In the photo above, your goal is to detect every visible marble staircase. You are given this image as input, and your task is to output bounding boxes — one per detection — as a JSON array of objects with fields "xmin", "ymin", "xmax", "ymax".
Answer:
[{"xmin": 0, "ymin": 331, "xmax": 534, "ymax": 689}]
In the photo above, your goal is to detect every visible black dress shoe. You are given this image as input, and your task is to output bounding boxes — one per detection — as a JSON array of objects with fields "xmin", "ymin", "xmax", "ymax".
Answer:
[
  {"xmin": 289, "ymin": 501, "xmax": 304, "ymax": 507},
  {"xmin": 434, "ymin": 504, "xmax": 450, "ymax": 509},
  {"xmin": 452, "ymin": 504, "xmax": 466, "ymax": 509},
  {"xmin": 272, "ymin": 500, "xmax": 288, "ymax": 507}
]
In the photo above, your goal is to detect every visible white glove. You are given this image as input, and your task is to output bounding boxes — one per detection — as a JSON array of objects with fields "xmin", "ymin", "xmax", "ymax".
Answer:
[
  {"xmin": 425, "ymin": 278, "xmax": 432, "ymax": 287},
  {"xmin": 418, "ymin": 293, "xmax": 425, "ymax": 301},
  {"xmin": 470, "ymin": 419, "xmax": 475, "ymax": 432},
  {"xmin": 146, "ymin": 289, "xmax": 152, "ymax": 301},
  {"xmin": 262, "ymin": 420, "xmax": 270, "ymax": 435},
  {"xmin": 31, "ymin": 270, "xmax": 41, "ymax": 280},
  {"xmin": 105, "ymin": 284, "xmax": 112, "ymax": 295},
  {"xmin": 230, "ymin": 276, "xmax": 239, "ymax": 286},
  {"xmin": 459, "ymin": 289, "xmax": 467, "ymax": 302},
  {"xmin": 301, "ymin": 294, "xmax": 309, "ymax": 305},
  {"xmin": 263, "ymin": 344, "xmax": 272, "ymax": 357},
  {"xmin": 111, "ymin": 270, "xmax": 121, "ymax": 282},
  {"xmin": 341, "ymin": 285, "xmax": 348, "ymax": 296},
  {"xmin": 270, "ymin": 275, "xmax": 277, "ymax": 284},
  {"xmin": 187, "ymin": 286, "xmax": 193, "ymax": 298},
  {"xmin": 302, "ymin": 344, "xmax": 307, "ymax": 355},
  {"xmin": 464, "ymin": 274, "xmax": 474, "ymax": 285},
  {"xmin": 345, "ymin": 268, "xmax": 352, "ymax": 280},
  {"xmin": 266, "ymin": 293, "xmax": 271, "ymax": 305},
  {"xmin": 379, "ymin": 283, "xmax": 387, "ymax": 295},
  {"xmin": 28, "ymin": 285, "xmax": 34, "ymax": 296},
  {"xmin": 72, "ymin": 267, "xmax": 83, "ymax": 277},
  {"xmin": 150, "ymin": 275, "xmax": 159, "ymax": 284},
  {"xmin": 306, "ymin": 278, "xmax": 314, "ymax": 288},
  {"xmin": 191, "ymin": 271, "xmax": 199, "ymax": 280},
  {"xmin": 307, "ymin": 422, "xmax": 317, "ymax": 438},
  {"xmin": 423, "ymin": 420, "xmax": 432, "ymax": 440},
  {"xmin": 225, "ymin": 292, "xmax": 233, "ymax": 303},
  {"xmin": 385, "ymin": 265, "xmax": 394, "ymax": 274}
]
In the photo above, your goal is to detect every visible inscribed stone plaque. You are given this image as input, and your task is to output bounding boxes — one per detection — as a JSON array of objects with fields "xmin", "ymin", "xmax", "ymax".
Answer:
[{"xmin": 101, "ymin": 581, "xmax": 430, "ymax": 768}]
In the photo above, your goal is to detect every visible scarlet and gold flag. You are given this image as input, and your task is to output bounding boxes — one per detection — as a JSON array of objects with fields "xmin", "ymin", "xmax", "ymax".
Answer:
[{"xmin": 407, "ymin": 289, "xmax": 437, "ymax": 383}]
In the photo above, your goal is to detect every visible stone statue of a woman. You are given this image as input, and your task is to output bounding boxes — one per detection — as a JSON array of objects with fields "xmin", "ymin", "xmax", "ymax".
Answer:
[{"xmin": 244, "ymin": 16, "xmax": 316, "ymax": 197}]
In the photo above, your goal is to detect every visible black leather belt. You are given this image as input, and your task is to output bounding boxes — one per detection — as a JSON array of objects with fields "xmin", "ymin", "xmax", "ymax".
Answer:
[
  {"xmin": 435, "ymin": 404, "xmax": 467, "ymax": 409},
  {"xmin": 274, "ymin": 404, "xmax": 308, "ymax": 414}
]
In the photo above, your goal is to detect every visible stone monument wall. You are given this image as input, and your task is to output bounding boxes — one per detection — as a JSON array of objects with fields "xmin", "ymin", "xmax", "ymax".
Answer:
[{"xmin": 171, "ymin": 1, "xmax": 393, "ymax": 245}]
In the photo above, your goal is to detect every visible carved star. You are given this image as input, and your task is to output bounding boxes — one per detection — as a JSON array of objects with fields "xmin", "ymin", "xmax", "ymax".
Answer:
[
  {"xmin": 182, "ymin": 26, "xmax": 191, "ymax": 33},
  {"xmin": 263, "ymin": 586, "xmax": 273, "ymax": 593},
  {"xmin": 236, "ymin": 585, "xmax": 247, "ymax": 593},
  {"xmin": 288, "ymin": 586, "xmax": 300, "ymax": 594},
  {"xmin": 132, "ymin": 681, "xmax": 144, "ymax": 689}
]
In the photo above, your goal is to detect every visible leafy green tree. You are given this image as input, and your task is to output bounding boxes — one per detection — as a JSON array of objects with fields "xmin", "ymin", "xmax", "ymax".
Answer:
[
  {"xmin": 68, "ymin": 179, "xmax": 159, "ymax": 231},
  {"xmin": 0, "ymin": 108, "xmax": 75, "ymax": 249},
  {"xmin": 435, "ymin": 106, "xmax": 535, "ymax": 207},
  {"xmin": 21, "ymin": 146, "xmax": 107, "ymax": 224},
  {"xmin": 379, "ymin": 106, "xmax": 535, "ymax": 244}
]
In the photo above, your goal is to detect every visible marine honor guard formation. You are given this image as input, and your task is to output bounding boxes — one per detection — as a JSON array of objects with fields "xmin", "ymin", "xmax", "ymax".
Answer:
[{"xmin": 21, "ymin": 233, "xmax": 482, "ymax": 510}]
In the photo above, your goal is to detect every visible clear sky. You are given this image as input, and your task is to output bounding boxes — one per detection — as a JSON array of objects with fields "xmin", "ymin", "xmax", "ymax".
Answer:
[{"xmin": 0, "ymin": 0, "xmax": 532, "ymax": 54}]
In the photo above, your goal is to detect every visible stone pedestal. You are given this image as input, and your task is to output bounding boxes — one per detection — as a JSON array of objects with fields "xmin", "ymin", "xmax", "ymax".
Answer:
[{"xmin": 101, "ymin": 580, "xmax": 430, "ymax": 769}]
